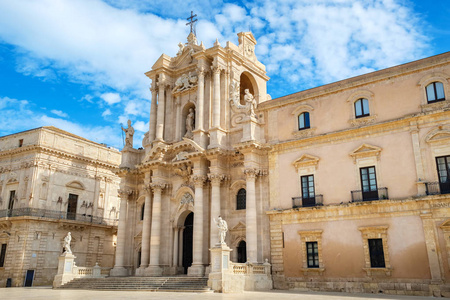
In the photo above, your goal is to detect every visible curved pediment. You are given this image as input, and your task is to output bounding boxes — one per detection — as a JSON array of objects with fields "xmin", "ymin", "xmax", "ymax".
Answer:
[
  {"xmin": 144, "ymin": 138, "xmax": 205, "ymax": 164},
  {"xmin": 425, "ymin": 128, "xmax": 450, "ymax": 143},
  {"xmin": 66, "ymin": 181, "xmax": 85, "ymax": 190}
]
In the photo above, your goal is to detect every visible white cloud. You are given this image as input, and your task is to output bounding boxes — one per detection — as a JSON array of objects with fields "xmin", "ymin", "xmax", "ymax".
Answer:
[
  {"xmin": 102, "ymin": 109, "xmax": 112, "ymax": 117},
  {"xmin": 50, "ymin": 109, "xmax": 69, "ymax": 118},
  {"xmin": 100, "ymin": 92, "xmax": 121, "ymax": 105},
  {"xmin": 133, "ymin": 120, "xmax": 149, "ymax": 132}
]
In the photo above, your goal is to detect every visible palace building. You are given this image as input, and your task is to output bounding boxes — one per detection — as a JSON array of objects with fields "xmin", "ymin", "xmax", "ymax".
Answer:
[
  {"xmin": 0, "ymin": 126, "xmax": 121, "ymax": 286},
  {"xmin": 111, "ymin": 29, "xmax": 450, "ymax": 296}
]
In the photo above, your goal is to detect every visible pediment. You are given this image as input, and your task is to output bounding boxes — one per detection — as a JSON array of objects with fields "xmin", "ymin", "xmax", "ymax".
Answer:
[
  {"xmin": 151, "ymin": 54, "xmax": 172, "ymax": 70},
  {"xmin": 293, "ymin": 154, "xmax": 320, "ymax": 169},
  {"xmin": 350, "ymin": 144, "xmax": 381, "ymax": 159},
  {"xmin": 66, "ymin": 181, "xmax": 85, "ymax": 190},
  {"xmin": 440, "ymin": 219, "xmax": 450, "ymax": 231},
  {"xmin": 171, "ymin": 51, "xmax": 196, "ymax": 69},
  {"xmin": 230, "ymin": 221, "xmax": 246, "ymax": 232},
  {"xmin": 426, "ymin": 130, "xmax": 450, "ymax": 143}
]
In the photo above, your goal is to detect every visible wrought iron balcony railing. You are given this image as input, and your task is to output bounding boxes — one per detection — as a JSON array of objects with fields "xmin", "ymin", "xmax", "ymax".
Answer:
[
  {"xmin": 0, "ymin": 208, "xmax": 118, "ymax": 226},
  {"xmin": 292, "ymin": 195, "xmax": 323, "ymax": 208},
  {"xmin": 351, "ymin": 187, "xmax": 388, "ymax": 202},
  {"xmin": 425, "ymin": 181, "xmax": 450, "ymax": 195}
]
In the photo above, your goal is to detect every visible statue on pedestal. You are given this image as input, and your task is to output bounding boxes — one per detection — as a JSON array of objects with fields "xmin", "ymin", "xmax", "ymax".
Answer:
[
  {"xmin": 214, "ymin": 216, "xmax": 228, "ymax": 244},
  {"xmin": 244, "ymin": 89, "xmax": 257, "ymax": 117},
  {"xmin": 63, "ymin": 232, "xmax": 72, "ymax": 254},
  {"xmin": 121, "ymin": 119, "xmax": 135, "ymax": 148}
]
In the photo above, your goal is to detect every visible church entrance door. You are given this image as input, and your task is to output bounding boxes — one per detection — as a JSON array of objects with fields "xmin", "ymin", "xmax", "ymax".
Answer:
[
  {"xmin": 182, "ymin": 212, "xmax": 193, "ymax": 274},
  {"xmin": 237, "ymin": 240, "xmax": 247, "ymax": 263}
]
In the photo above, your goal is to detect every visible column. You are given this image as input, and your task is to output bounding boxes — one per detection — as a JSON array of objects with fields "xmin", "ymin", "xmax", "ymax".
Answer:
[
  {"xmin": 244, "ymin": 169, "xmax": 259, "ymax": 263},
  {"xmin": 110, "ymin": 189, "xmax": 130, "ymax": 276},
  {"xmin": 196, "ymin": 67, "xmax": 205, "ymax": 131},
  {"xmin": 178, "ymin": 227, "xmax": 184, "ymax": 267},
  {"xmin": 189, "ymin": 175, "xmax": 207, "ymax": 275},
  {"xmin": 420, "ymin": 213, "xmax": 443, "ymax": 281},
  {"xmin": 410, "ymin": 127, "xmax": 426, "ymax": 195},
  {"xmin": 172, "ymin": 226, "xmax": 179, "ymax": 267},
  {"xmin": 211, "ymin": 65, "xmax": 221, "ymax": 128},
  {"xmin": 175, "ymin": 96, "xmax": 182, "ymax": 141},
  {"xmin": 137, "ymin": 185, "xmax": 152, "ymax": 273},
  {"xmin": 149, "ymin": 82, "xmax": 158, "ymax": 141},
  {"xmin": 155, "ymin": 75, "xmax": 166, "ymax": 141},
  {"xmin": 208, "ymin": 173, "xmax": 224, "ymax": 247},
  {"xmin": 147, "ymin": 183, "xmax": 165, "ymax": 276}
]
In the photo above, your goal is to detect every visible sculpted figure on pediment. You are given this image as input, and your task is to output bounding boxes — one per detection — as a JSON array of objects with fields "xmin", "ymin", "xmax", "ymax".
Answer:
[
  {"xmin": 176, "ymin": 42, "xmax": 185, "ymax": 56},
  {"xmin": 173, "ymin": 72, "xmax": 198, "ymax": 93}
]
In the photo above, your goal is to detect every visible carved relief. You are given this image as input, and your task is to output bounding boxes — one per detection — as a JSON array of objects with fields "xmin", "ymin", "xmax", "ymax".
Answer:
[{"xmin": 172, "ymin": 72, "xmax": 198, "ymax": 94}]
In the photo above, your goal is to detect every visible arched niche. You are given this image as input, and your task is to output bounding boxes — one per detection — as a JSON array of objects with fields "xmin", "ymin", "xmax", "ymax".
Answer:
[
  {"xmin": 239, "ymin": 72, "xmax": 257, "ymax": 106},
  {"xmin": 181, "ymin": 102, "xmax": 196, "ymax": 137}
]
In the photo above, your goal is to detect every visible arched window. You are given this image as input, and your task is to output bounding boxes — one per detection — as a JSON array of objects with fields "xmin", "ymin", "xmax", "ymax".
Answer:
[
  {"xmin": 236, "ymin": 188, "xmax": 246, "ymax": 210},
  {"xmin": 298, "ymin": 112, "xmax": 310, "ymax": 130},
  {"xmin": 354, "ymin": 98, "xmax": 370, "ymax": 118},
  {"xmin": 237, "ymin": 240, "xmax": 247, "ymax": 263},
  {"xmin": 426, "ymin": 82, "xmax": 445, "ymax": 103},
  {"xmin": 140, "ymin": 203, "xmax": 145, "ymax": 221}
]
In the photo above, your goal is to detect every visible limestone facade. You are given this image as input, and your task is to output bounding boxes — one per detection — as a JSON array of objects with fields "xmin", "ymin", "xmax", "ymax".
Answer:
[
  {"xmin": 112, "ymin": 30, "xmax": 450, "ymax": 296},
  {"xmin": 0, "ymin": 126, "xmax": 120, "ymax": 286}
]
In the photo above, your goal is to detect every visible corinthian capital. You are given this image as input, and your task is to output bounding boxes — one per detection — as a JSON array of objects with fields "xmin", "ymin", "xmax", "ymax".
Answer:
[
  {"xmin": 150, "ymin": 183, "xmax": 167, "ymax": 193},
  {"xmin": 143, "ymin": 185, "xmax": 152, "ymax": 195},
  {"xmin": 211, "ymin": 65, "xmax": 222, "ymax": 74},
  {"xmin": 192, "ymin": 175, "xmax": 207, "ymax": 187},
  {"xmin": 197, "ymin": 66, "xmax": 206, "ymax": 77},
  {"xmin": 207, "ymin": 173, "xmax": 226, "ymax": 185},
  {"xmin": 118, "ymin": 189, "xmax": 133, "ymax": 199},
  {"xmin": 244, "ymin": 168, "xmax": 259, "ymax": 179}
]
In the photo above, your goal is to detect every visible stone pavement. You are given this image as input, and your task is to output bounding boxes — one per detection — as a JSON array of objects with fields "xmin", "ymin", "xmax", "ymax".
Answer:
[{"xmin": 0, "ymin": 287, "xmax": 433, "ymax": 300}]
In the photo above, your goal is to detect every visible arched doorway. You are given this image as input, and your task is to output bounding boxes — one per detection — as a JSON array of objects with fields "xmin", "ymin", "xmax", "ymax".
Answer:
[
  {"xmin": 237, "ymin": 240, "xmax": 247, "ymax": 263},
  {"xmin": 182, "ymin": 212, "xmax": 194, "ymax": 274}
]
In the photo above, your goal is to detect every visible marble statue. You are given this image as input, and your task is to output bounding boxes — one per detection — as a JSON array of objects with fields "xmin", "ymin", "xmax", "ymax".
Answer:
[
  {"xmin": 184, "ymin": 108, "xmax": 195, "ymax": 139},
  {"xmin": 244, "ymin": 89, "xmax": 257, "ymax": 117},
  {"xmin": 177, "ymin": 42, "xmax": 185, "ymax": 56},
  {"xmin": 214, "ymin": 216, "xmax": 228, "ymax": 244},
  {"xmin": 63, "ymin": 232, "xmax": 72, "ymax": 254},
  {"xmin": 122, "ymin": 119, "xmax": 134, "ymax": 148}
]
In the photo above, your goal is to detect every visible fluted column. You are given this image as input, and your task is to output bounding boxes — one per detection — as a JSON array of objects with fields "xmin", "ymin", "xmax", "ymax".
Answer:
[
  {"xmin": 208, "ymin": 173, "xmax": 225, "ymax": 247},
  {"xmin": 211, "ymin": 65, "xmax": 221, "ymax": 128},
  {"xmin": 155, "ymin": 75, "xmax": 166, "ymax": 141},
  {"xmin": 147, "ymin": 183, "xmax": 166, "ymax": 276},
  {"xmin": 189, "ymin": 175, "xmax": 207, "ymax": 275},
  {"xmin": 110, "ymin": 189, "xmax": 131, "ymax": 276},
  {"xmin": 244, "ymin": 169, "xmax": 259, "ymax": 263},
  {"xmin": 172, "ymin": 226, "xmax": 180, "ymax": 267},
  {"xmin": 196, "ymin": 67, "xmax": 205, "ymax": 131},
  {"xmin": 137, "ymin": 185, "xmax": 152, "ymax": 273},
  {"xmin": 175, "ymin": 96, "xmax": 182, "ymax": 141},
  {"xmin": 149, "ymin": 82, "xmax": 158, "ymax": 141}
]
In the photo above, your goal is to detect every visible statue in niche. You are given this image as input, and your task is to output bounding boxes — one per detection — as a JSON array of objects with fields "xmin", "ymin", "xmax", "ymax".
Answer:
[
  {"xmin": 121, "ymin": 119, "xmax": 134, "ymax": 148},
  {"xmin": 214, "ymin": 216, "xmax": 228, "ymax": 245},
  {"xmin": 184, "ymin": 108, "xmax": 195, "ymax": 139},
  {"xmin": 244, "ymin": 89, "xmax": 257, "ymax": 117},
  {"xmin": 63, "ymin": 232, "xmax": 72, "ymax": 254}
]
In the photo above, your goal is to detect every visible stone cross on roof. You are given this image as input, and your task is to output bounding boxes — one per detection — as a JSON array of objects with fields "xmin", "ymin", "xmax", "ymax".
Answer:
[{"xmin": 186, "ymin": 11, "xmax": 197, "ymax": 35}]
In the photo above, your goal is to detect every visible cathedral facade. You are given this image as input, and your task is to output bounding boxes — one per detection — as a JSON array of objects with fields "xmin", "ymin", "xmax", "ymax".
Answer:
[{"xmin": 112, "ymin": 31, "xmax": 450, "ymax": 296}]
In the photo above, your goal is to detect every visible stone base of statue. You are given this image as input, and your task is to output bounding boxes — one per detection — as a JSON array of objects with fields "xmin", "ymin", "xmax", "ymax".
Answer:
[
  {"xmin": 193, "ymin": 129, "xmax": 208, "ymax": 149},
  {"xmin": 208, "ymin": 243, "xmax": 244, "ymax": 293},
  {"xmin": 208, "ymin": 127, "xmax": 227, "ymax": 149},
  {"xmin": 110, "ymin": 266, "xmax": 128, "ymax": 277},
  {"xmin": 241, "ymin": 115, "xmax": 262, "ymax": 143},
  {"xmin": 53, "ymin": 252, "xmax": 76, "ymax": 288}
]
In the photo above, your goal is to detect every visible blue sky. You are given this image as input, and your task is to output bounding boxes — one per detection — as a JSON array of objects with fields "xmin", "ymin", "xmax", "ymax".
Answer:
[{"xmin": 0, "ymin": 0, "xmax": 449, "ymax": 149}]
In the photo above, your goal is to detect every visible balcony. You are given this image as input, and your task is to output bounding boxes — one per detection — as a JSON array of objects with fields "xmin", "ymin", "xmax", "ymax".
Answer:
[
  {"xmin": 292, "ymin": 195, "xmax": 323, "ymax": 208},
  {"xmin": 425, "ymin": 181, "xmax": 450, "ymax": 195},
  {"xmin": 351, "ymin": 187, "xmax": 388, "ymax": 202},
  {"xmin": 0, "ymin": 208, "xmax": 118, "ymax": 226}
]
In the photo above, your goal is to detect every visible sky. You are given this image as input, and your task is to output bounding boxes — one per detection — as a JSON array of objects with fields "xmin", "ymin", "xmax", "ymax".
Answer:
[{"xmin": 0, "ymin": 0, "xmax": 449, "ymax": 149}]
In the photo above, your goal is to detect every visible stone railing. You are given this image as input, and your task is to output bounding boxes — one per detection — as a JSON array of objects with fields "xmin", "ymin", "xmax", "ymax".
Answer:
[
  {"xmin": 73, "ymin": 263, "xmax": 111, "ymax": 279},
  {"xmin": 230, "ymin": 262, "xmax": 271, "ymax": 275}
]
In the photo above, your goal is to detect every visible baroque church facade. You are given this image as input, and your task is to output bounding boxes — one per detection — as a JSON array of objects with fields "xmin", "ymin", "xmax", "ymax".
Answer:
[
  {"xmin": 112, "ymin": 31, "xmax": 450, "ymax": 296},
  {"xmin": 0, "ymin": 127, "xmax": 121, "ymax": 286}
]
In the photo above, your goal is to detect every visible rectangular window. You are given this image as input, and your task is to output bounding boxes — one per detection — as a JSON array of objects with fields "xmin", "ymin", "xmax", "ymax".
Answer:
[
  {"xmin": 301, "ymin": 175, "xmax": 315, "ymax": 207},
  {"xmin": 67, "ymin": 194, "xmax": 78, "ymax": 220},
  {"xmin": 0, "ymin": 244, "xmax": 6, "ymax": 267},
  {"xmin": 436, "ymin": 156, "xmax": 450, "ymax": 194},
  {"xmin": 306, "ymin": 241, "xmax": 319, "ymax": 268},
  {"xmin": 18, "ymin": 139, "xmax": 23, "ymax": 147},
  {"xmin": 360, "ymin": 166, "xmax": 378, "ymax": 201},
  {"xmin": 368, "ymin": 238, "xmax": 385, "ymax": 268}
]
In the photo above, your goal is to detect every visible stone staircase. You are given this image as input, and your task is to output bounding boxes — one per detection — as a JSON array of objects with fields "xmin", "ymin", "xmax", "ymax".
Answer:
[{"xmin": 58, "ymin": 276, "xmax": 212, "ymax": 292}]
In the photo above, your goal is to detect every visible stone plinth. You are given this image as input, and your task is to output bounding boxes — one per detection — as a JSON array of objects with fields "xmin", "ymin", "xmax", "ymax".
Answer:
[
  {"xmin": 110, "ymin": 266, "xmax": 128, "ymax": 277},
  {"xmin": 208, "ymin": 243, "xmax": 244, "ymax": 292},
  {"xmin": 52, "ymin": 252, "xmax": 76, "ymax": 288},
  {"xmin": 241, "ymin": 116, "xmax": 261, "ymax": 143},
  {"xmin": 145, "ymin": 266, "xmax": 163, "ymax": 276}
]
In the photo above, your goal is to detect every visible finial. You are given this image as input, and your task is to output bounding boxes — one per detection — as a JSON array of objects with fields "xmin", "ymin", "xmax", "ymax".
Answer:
[{"xmin": 214, "ymin": 38, "xmax": 220, "ymax": 47}]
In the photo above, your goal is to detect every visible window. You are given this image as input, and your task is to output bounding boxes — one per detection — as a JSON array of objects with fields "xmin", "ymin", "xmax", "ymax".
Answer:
[
  {"xmin": 360, "ymin": 166, "xmax": 378, "ymax": 201},
  {"xmin": 426, "ymin": 82, "xmax": 445, "ymax": 103},
  {"xmin": 298, "ymin": 112, "xmax": 310, "ymax": 130},
  {"xmin": 301, "ymin": 175, "xmax": 315, "ymax": 207},
  {"xmin": 368, "ymin": 238, "xmax": 385, "ymax": 268},
  {"xmin": 18, "ymin": 139, "xmax": 23, "ymax": 147},
  {"xmin": 306, "ymin": 241, "xmax": 319, "ymax": 268},
  {"xmin": 436, "ymin": 156, "xmax": 450, "ymax": 194},
  {"xmin": 67, "ymin": 194, "xmax": 78, "ymax": 220},
  {"xmin": 236, "ymin": 188, "xmax": 246, "ymax": 210},
  {"xmin": 237, "ymin": 240, "xmax": 247, "ymax": 263},
  {"xmin": 0, "ymin": 244, "xmax": 6, "ymax": 267},
  {"xmin": 140, "ymin": 203, "xmax": 145, "ymax": 221},
  {"xmin": 354, "ymin": 98, "xmax": 369, "ymax": 118}
]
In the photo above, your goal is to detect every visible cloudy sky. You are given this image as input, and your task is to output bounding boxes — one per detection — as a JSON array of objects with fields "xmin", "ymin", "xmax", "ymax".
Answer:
[{"xmin": 0, "ymin": 0, "xmax": 449, "ymax": 149}]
